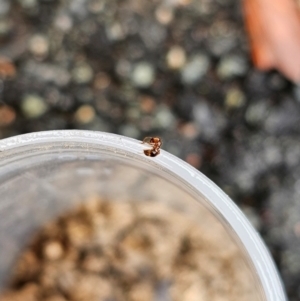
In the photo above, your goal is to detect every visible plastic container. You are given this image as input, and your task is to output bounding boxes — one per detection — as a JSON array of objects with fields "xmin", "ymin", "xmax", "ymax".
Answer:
[{"xmin": 0, "ymin": 130, "xmax": 286, "ymax": 301}]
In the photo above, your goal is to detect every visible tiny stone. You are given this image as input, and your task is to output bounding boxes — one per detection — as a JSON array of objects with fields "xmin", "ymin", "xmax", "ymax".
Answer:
[
  {"xmin": 72, "ymin": 63, "xmax": 94, "ymax": 84},
  {"xmin": 181, "ymin": 54, "xmax": 210, "ymax": 85},
  {"xmin": 75, "ymin": 105, "xmax": 96, "ymax": 124},
  {"xmin": 225, "ymin": 87, "xmax": 246, "ymax": 109},
  {"xmin": 21, "ymin": 94, "xmax": 48, "ymax": 118},
  {"xmin": 139, "ymin": 95, "xmax": 156, "ymax": 113},
  {"xmin": 131, "ymin": 62, "xmax": 155, "ymax": 88},
  {"xmin": 0, "ymin": 56, "xmax": 16, "ymax": 78},
  {"xmin": 178, "ymin": 122, "xmax": 199, "ymax": 139},
  {"xmin": 155, "ymin": 6, "xmax": 174, "ymax": 25},
  {"xmin": 115, "ymin": 59, "xmax": 131, "ymax": 78},
  {"xmin": 217, "ymin": 54, "xmax": 248, "ymax": 79},
  {"xmin": 54, "ymin": 14, "xmax": 73, "ymax": 32},
  {"xmin": 154, "ymin": 105, "xmax": 175, "ymax": 129},
  {"xmin": 43, "ymin": 241, "xmax": 64, "ymax": 261},
  {"xmin": 245, "ymin": 101, "xmax": 269, "ymax": 126},
  {"xmin": 28, "ymin": 34, "xmax": 49, "ymax": 57},
  {"xmin": 166, "ymin": 46, "xmax": 187, "ymax": 70},
  {"xmin": 0, "ymin": 105, "xmax": 16, "ymax": 126},
  {"xmin": 70, "ymin": 0, "xmax": 88, "ymax": 18},
  {"xmin": 140, "ymin": 22, "xmax": 166, "ymax": 49},
  {"xmin": 106, "ymin": 22, "xmax": 126, "ymax": 41},
  {"xmin": 94, "ymin": 73, "xmax": 111, "ymax": 90}
]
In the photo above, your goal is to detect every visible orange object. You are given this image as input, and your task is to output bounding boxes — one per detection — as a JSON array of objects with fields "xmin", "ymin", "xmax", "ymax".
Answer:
[
  {"xmin": 0, "ymin": 56, "xmax": 16, "ymax": 79},
  {"xmin": 243, "ymin": 0, "xmax": 300, "ymax": 83}
]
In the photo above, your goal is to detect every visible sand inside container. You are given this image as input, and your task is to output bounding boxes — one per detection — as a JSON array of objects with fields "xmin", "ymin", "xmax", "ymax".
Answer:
[{"xmin": 0, "ymin": 198, "xmax": 260, "ymax": 301}]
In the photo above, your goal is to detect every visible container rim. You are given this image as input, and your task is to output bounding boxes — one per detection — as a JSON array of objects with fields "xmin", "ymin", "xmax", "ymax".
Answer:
[{"xmin": 0, "ymin": 130, "xmax": 286, "ymax": 301}]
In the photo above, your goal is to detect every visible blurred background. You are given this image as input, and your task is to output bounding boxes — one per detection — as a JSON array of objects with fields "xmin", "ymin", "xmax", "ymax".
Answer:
[{"xmin": 0, "ymin": 0, "xmax": 300, "ymax": 299}]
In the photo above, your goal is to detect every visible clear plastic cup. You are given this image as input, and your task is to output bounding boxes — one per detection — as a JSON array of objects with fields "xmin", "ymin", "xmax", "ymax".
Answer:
[{"xmin": 0, "ymin": 130, "xmax": 286, "ymax": 301}]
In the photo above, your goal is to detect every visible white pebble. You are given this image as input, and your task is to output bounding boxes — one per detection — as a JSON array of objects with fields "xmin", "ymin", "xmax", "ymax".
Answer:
[
  {"xmin": 131, "ymin": 62, "xmax": 155, "ymax": 88},
  {"xmin": 181, "ymin": 54, "xmax": 210, "ymax": 84},
  {"xmin": 28, "ymin": 34, "xmax": 49, "ymax": 57}
]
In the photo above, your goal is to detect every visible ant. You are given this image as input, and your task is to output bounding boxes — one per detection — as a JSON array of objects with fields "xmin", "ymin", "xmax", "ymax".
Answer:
[{"xmin": 142, "ymin": 137, "xmax": 162, "ymax": 157}]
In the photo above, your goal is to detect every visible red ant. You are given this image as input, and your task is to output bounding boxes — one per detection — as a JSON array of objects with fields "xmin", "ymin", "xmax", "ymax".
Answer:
[{"xmin": 142, "ymin": 137, "xmax": 162, "ymax": 157}]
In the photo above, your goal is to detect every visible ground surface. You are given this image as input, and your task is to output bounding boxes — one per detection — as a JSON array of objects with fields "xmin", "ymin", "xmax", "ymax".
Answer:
[{"xmin": 0, "ymin": 0, "xmax": 300, "ymax": 299}]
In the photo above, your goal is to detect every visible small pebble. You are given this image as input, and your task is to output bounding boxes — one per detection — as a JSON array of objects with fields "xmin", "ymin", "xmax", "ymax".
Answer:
[
  {"xmin": 139, "ymin": 95, "xmax": 156, "ymax": 113},
  {"xmin": 155, "ymin": 6, "xmax": 174, "ymax": 25},
  {"xmin": 70, "ymin": 0, "xmax": 88, "ymax": 18},
  {"xmin": 0, "ymin": 105, "xmax": 16, "ymax": 126},
  {"xmin": 0, "ymin": 56, "xmax": 16, "ymax": 78},
  {"xmin": 245, "ymin": 101, "xmax": 269, "ymax": 126},
  {"xmin": 115, "ymin": 60, "xmax": 131, "ymax": 78},
  {"xmin": 181, "ymin": 54, "xmax": 210, "ymax": 85},
  {"xmin": 54, "ymin": 14, "xmax": 73, "ymax": 32},
  {"xmin": 21, "ymin": 94, "xmax": 48, "ymax": 118},
  {"xmin": 166, "ymin": 46, "xmax": 186, "ymax": 70},
  {"xmin": 94, "ymin": 73, "xmax": 111, "ymax": 90},
  {"xmin": 43, "ymin": 241, "xmax": 64, "ymax": 261},
  {"xmin": 225, "ymin": 87, "xmax": 246, "ymax": 109},
  {"xmin": 178, "ymin": 122, "xmax": 199, "ymax": 139},
  {"xmin": 154, "ymin": 105, "xmax": 175, "ymax": 129},
  {"xmin": 106, "ymin": 22, "xmax": 126, "ymax": 41},
  {"xmin": 75, "ymin": 105, "xmax": 96, "ymax": 124},
  {"xmin": 28, "ymin": 34, "xmax": 49, "ymax": 57},
  {"xmin": 72, "ymin": 63, "xmax": 94, "ymax": 84},
  {"xmin": 131, "ymin": 62, "xmax": 155, "ymax": 88},
  {"xmin": 217, "ymin": 54, "xmax": 248, "ymax": 79}
]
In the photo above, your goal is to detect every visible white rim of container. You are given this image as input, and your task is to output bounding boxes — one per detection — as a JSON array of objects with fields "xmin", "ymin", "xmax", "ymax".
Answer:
[{"xmin": 0, "ymin": 130, "xmax": 286, "ymax": 301}]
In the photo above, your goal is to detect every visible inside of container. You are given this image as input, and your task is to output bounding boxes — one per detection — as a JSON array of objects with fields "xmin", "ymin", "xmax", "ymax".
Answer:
[{"xmin": 0, "ymin": 142, "xmax": 264, "ymax": 300}]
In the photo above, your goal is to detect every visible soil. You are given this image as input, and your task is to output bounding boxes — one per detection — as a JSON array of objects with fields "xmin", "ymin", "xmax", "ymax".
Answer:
[{"xmin": 0, "ymin": 198, "xmax": 258, "ymax": 301}]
